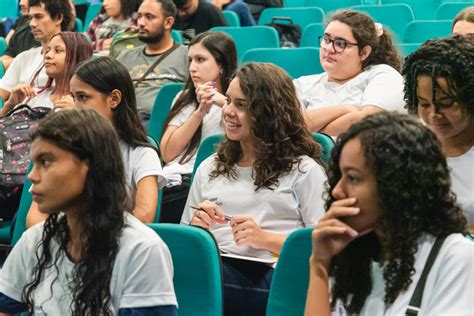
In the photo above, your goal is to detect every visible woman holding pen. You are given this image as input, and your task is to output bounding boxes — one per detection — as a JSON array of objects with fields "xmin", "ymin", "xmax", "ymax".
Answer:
[
  {"xmin": 181, "ymin": 62, "xmax": 327, "ymax": 315},
  {"xmin": 305, "ymin": 112, "xmax": 473, "ymax": 315}
]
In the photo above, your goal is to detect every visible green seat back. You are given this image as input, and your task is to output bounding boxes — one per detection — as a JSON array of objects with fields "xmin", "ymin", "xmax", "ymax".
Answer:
[
  {"xmin": 0, "ymin": 36, "xmax": 7, "ymax": 56},
  {"xmin": 351, "ymin": 4, "xmax": 415, "ymax": 42},
  {"xmin": 258, "ymin": 7, "xmax": 325, "ymax": 30},
  {"xmin": 11, "ymin": 163, "xmax": 34, "ymax": 246},
  {"xmin": 0, "ymin": 0, "xmax": 19, "ymax": 19},
  {"xmin": 312, "ymin": 132, "xmax": 335, "ymax": 163},
  {"xmin": 306, "ymin": 0, "xmax": 361, "ymax": 14},
  {"xmin": 398, "ymin": 43, "xmax": 421, "ymax": 57},
  {"xmin": 403, "ymin": 20, "xmax": 452, "ymax": 44},
  {"xmin": 241, "ymin": 47, "xmax": 323, "ymax": 78},
  {"xmin": 436, "ymin": 2, "xmax": 473, "ymax": 20},
  {"xmin": 266, "ymin": 227, "xmax": 313, "ymax": 316},
  {"xmin": 147, "ymin": 83, "xmax": 184, "ymax": 142},
  {"xmin": 210, "ymin": 26, "xmax": 279, "ymax": 63},
  {"xmin": 300, "ymin": 23, "xmax": 323, "ymax": 48},
  {"xmin": 223, "ymin": 10, "xmax": 241, "ymax": 27},
  {"xmin": 148, "ymin": 223, "xmax": 223, "ymax": 316},
  {"xmin": 74, "ymin": 18, "xmax": 83, "ymax": 32},
  {"xmin": 191, "ymin": 134, "xmax": 224, "ymax": 182},
  {"xmin": 83, "ymin": 2, "xmax": 102, "ymax": 32},
  {"xmin": 382, "ymin": 0, "xmax": 441, "ymax": 20}
]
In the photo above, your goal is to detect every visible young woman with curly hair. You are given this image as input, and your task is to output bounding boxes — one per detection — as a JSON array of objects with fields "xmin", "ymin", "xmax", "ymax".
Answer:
[
  {"xmin": 0, "ymin": 109, "xmax": 177, "ymax": 315},
  {"xmin": 402, "ymin": 35, "xmax": 474, "ymax": 232},
  {"xmin": 295, "ymin": 10, "xmax": 405, "ymax": 137},
  {"xmin": 305, "ymin": 111, "xmax": 473, "ymax": 315},
  {"xmin": 181, "ymin": 62, "xmax": 327, "ymax": 315},
  {"xmin": 452, "ymin": 6, "xmax": 474, "ymax": 35}
]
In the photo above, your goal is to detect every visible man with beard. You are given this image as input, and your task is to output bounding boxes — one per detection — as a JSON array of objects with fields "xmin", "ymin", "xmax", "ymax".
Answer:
[{"xmin": 117, "ymin": 0, "xmax": 188, "ymax": 123}]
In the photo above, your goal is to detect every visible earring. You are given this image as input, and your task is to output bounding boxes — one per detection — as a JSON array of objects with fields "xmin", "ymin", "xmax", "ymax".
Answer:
[{"xmin": 220, "ymin": 69, "xmax": 224, "ymax": 74}]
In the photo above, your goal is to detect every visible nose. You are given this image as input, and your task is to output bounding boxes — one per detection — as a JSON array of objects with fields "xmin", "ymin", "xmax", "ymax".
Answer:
[
  {"xmin": 137, "ymin": 16, "xmax": 145, "ymax": 27},
  {"xmin": 189, "ymin": 60, "xmax": 197, "ymax": 73},
  {"xmin": 331, "ymin": 178, "xmax": 346, "ymax": 200},
  {"xmin": 29, "ymin": 17, "xmax": 36, "ymax": 28},
  {"xmin": 28, "ymin": 164, "xmax": 39, "ymax": 184}
]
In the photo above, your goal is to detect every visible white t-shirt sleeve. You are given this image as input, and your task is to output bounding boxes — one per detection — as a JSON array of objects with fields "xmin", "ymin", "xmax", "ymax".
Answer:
[
  {"xmin": 294, "ymin": 161, "xmax": 327, "ymax": 226},
  {"xmin": 0, "ymin": 53, "xmax": 23, "ymax": 92},
  {"xmin": 421, "ymin": 237, "xmax": 474, "ymax": 315},
  {"xmin": 132, "ymin": 146, "xmax": 167, "ymax": 189},
  {"xmin": 361, "ymin": 66, "xmax": 405, "ymax": 112},
  {"xmin": 0, "ymin": 226, "xmax": 41, "ymax": 301},
  {"xmin": 119, "ymin": 242, "xmax": 177, "ymax": 309}
]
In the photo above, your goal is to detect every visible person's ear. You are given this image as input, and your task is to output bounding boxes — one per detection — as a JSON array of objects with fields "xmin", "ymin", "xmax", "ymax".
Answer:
[
  {"xmin": 109, "ymin": 89, "xmax": 122, "ymax": 110},
  {"xmin": 360, "ymin": 45, "xmax": 372, "ymax": 62},
  {"xmin": 54, "ymin": 14, "xmax": 64, "ymax": 28},
  {"xmin": 164, "ymin": 16, "xmax": 175, "ymax": 30}
]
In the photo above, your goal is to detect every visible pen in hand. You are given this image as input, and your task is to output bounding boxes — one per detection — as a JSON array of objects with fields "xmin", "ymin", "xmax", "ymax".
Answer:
[{"xmin": 190, "ymin": 205, "xmax": 232, "ymax": 222}]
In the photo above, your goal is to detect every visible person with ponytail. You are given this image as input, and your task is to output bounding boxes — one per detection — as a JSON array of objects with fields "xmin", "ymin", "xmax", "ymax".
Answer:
[{"xmin": 294, "ymin": 10, "xmax": 405, "ymax": 137}]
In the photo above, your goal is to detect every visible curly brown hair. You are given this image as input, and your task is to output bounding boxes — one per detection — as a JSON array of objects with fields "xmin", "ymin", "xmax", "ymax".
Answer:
[
  {"xmin": 328, "ymin": 10, "xmax": 402, "ymax": 71},
  {"xmin": 210, "ymin": 62, "xmax": 324, "ymax": 190},
  {"xmin": 326, "ymin": 111, "xmax": 467, "ymax": 313}
]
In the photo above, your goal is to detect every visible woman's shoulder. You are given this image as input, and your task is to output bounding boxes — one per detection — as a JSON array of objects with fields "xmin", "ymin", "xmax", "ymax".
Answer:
[
  {"xmin": 363, "ymin": 64, "xmax": 402, "ymax": 78},
  {"xmin": 439, "ymin": 233, "xmax": 474, "ymax": 258},
  {"xmin": 293, "ymin": 73, "xmax": 327, "ymax": 89},
  {"xmin": 119, "ymin": 213, "xmax": 168, "ymax": 250}
]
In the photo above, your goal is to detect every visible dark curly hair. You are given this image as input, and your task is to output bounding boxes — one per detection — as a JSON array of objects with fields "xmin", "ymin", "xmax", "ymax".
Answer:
[
  {"xmin": 402, "ymin": 34, "xmax": 474, "ymax": 118},
  {"xmin": 162, "ymin": 31, "xmax": 237, "ymax": 164},
  {"xmin": 326, "ymin": 111, "xmax": 467, "ymax": 313},
  {"xmin": 23, "ymin": 109, "xmax": 130, "ymax": 315},
  {"xmin": 29, "ymin": 0, "xmax": 73, "ymax": 31},
  {"xmin": 327, "ymin": 10, "xmax": 402, "ymax": 71},
  {"xmin": 210, "ymin": 62, "xmax": 324, "ymax": 190}
]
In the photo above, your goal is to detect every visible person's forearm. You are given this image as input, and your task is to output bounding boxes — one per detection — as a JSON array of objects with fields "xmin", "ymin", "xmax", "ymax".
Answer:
[
  {"xmin": 260, "ymin": 231, "xmax": 287, "ymax": 255},
  {"xmin": 321, "ymin": 105, "xmax": 382, "ymax": 136},
  {"xmin": 305, "ymin": 259, "xmax": 331, "ymax": 316},
  {"xmin": 161, "ymin": 111, "xmax": 203, "ymax": 162},
  {"xmin": 1, "ymin": 56, "xmax": 13, "ymax": 70},
  {"xmin": 132, "ymin": 177, "xmax": 159, "ymax": 223},
  {"xmin": 304, "ymin": 105, "xmax": 357, "ymax": 132}
]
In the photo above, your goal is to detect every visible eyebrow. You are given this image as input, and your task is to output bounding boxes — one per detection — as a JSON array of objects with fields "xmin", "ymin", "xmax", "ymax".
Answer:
[
  {"xmin": 323, "ymin": 33, "xmax": 351, "ymax": 42},
  {"xmin": 341, "ymin": 166, "xmax": 362, "ymax": 173}
]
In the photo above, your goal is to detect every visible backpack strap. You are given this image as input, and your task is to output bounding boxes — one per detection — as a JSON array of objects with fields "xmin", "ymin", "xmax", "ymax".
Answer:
[
  {"xmin": 405, "ymin": 235, "xmax": 447, "ymax": 316},
  {"xmin": 134, "ymin": 42, "xmax": 180, "ymax": 87}
]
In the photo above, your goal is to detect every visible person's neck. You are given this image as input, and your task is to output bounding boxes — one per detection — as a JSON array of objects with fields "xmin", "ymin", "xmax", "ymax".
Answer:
[
  {"xmin": 144, "ymin": 36, "xmax": 174, "ymax": 55},
  {"xmin": 66, "ymin": 209, "xmax": 85, "ymax": 262},
  {"xmin": 327, "ymin": 67, "xmax": 363, "ymax": 84},
  {"xmin": 40, "ymin": 33, "xmax": 58, "ymax": 52},
  {"xmin": 238, "ymin": 141, "xmax": 256, "ymax": 167},
  {"xmin": 441, "ymin": 123, "xmax": 474, "ymax": 157}
]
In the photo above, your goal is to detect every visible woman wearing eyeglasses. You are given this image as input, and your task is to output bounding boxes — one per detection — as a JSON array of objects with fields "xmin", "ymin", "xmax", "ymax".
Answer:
[{"xmin": 294, "ymin": 10, "xmax": 404, "ymax": 137}]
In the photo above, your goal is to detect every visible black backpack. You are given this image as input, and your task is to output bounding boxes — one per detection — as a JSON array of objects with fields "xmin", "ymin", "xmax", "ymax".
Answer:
[{"xmin": 266, "ymin": 17, "xmax": 302, "ymax": 48}]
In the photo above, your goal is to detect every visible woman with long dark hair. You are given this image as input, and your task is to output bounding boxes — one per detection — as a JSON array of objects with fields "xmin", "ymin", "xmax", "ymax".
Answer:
[
  {"xmin": 0, "ymin": 109, "xmax": 177, "ymax": 315},
  {"xmin": 182, "ymin": 62, "xmax": 327, "ymax": 315},
  {"xmin": 306, "ymin": 111, "xmax": 472, "ymax": 315},
  {"xmin": 26, "ymin": 57, "xmax": 166, "ymax": 226},
  {"xmin": 160, "ymin": 31, "xmax": 237, "ymax": 222}
]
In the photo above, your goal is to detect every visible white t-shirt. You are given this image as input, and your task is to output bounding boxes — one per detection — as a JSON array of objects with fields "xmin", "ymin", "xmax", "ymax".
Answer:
[
  {"xmin": 0, "ymin": 47, "xmax": 48, "ymax": 93},
  {"xmin": 120, "ymin": 143, "xmax": 167, "ymax": 196},
  {"xmin": 0, "ymin": 213, "xmax": 178, "ymax": 314},
  {"xmin": 163, "ymin": 92, "xmax": 224, "ymax": 176},
  {"xmin": 332, "ymin": 233, "xmax": 474, "ymax": 315},
  {"xmin": 293, "ymin": 64, "xmax": 405, "ymax": 112},
  {"xmin": 447, "ymin": 146, "xmax": 474, "ymax": 228},
  {"xmin": 181, "ymin": 154, "xmax": 327, "ymax": 261}
]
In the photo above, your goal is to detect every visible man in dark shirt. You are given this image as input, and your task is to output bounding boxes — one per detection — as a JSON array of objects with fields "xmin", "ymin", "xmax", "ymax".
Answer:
[{"xmin": 173, "ymin": 0, "xmax": 226, "ymax": 44}]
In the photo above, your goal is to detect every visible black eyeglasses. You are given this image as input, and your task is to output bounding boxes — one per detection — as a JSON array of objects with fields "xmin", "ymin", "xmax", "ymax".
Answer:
[{"xmin": 319, "ymin": 35, "xmax": 358, "ymax": 53}]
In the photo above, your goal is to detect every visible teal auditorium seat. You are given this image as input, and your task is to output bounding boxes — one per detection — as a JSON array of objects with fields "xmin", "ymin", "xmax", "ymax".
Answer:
[
  {"xmin": 436, "ymin": 2, "xmax": 474, "ymax": 20},
  {"xmin": 147, "ymin": 82, "xmax": 183, "ymax": 143},
  {"xmin": 300, "ymin": 23, "xmax": 324, "ymax": 48},
  {"xmin": 148, "ymin": 224, "xmax": 223, "ymax": 316},
  {"xmin": 312, "ymin": 132, "xmax": 335, "ymax": 163},
  {"xmin": 266, "ymin": 227, "xmax": 313, "ymax": 316},
  {"xmin": 191, "ymin": 134, "xmax": 224, "ymax": 181},
  {"xmin": 283, "ymin": 0, "xmax": 306, "ymax": 7},
  {"xmin": 258, "ymin": 7, "xmax": 326, "ymax": 30},
  {"xmin": 398, "ymin": 43, "xmax": 421, "ymax": 57},
  {"xmin": 223, "ymin": 10, "xmax": 241, "ymax": 27},
  {"xmin": 74, "ymin": 18, "xmax": 83, "ymax": 33},
  {"xmin": 0, "ymin": 37, "xmax": 7, "ymax": 56},
  {"xmin": 402, "ymin": 20, "xmax": 452, "ymax": 44},
  {"xmin": 305, "ymin": 0, "xmax": 361, "ymax": 14},
  {"xmin": 241, "ymin": 47, "xmax": 323, "ymax": 78},
  {"xmin": 351, "ymin": 4, "xmax": 415, "ymax": 42},
  {"xmin": 0, "ymin": 0, "xmax": 19, "ymax": 19},
  {"xmin": 382, "ymin": 0, "xmax": 441, "ymax": 20},
  {"xmin": 210, "ymin": 26, "xmax": 279, "ymax": 63},
  {"xmin": 83, "ymin": 2, "xmax": 102, "ymax": 31}
]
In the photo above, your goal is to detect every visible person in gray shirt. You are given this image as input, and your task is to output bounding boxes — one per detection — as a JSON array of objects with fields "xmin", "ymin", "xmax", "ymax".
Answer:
[{"xmin": 117, "ymin": 0, "xmax": 188, "ymax": 123}]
